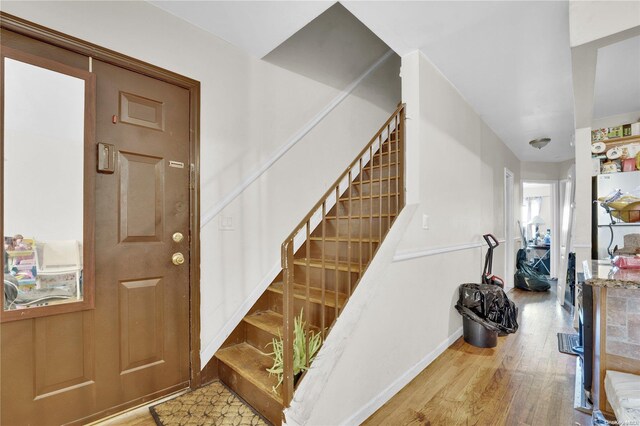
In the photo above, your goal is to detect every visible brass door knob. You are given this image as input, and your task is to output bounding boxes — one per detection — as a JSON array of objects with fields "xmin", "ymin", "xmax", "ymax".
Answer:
[
  {"xmin": 172, "ymin": 252, "xmax": 185, "ymax": 266},
  {"xmin": 172, "ymin": 232, "xmax": 184, "ymax": 243}
]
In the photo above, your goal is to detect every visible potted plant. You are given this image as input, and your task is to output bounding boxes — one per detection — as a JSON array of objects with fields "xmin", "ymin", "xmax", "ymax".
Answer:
[{"xmin": 266, "ymin": 310, "xmax": 322, "ymax": 393}]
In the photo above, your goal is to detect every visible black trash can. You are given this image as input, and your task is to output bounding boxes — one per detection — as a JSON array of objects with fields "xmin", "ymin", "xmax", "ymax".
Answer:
[
  {"xmin": 455, "ymin": 283, "xmax": 518, "ymax": 348},
  {"xmin": 462, "ymin": 316, "xmax": 497, "ymax": 348}
]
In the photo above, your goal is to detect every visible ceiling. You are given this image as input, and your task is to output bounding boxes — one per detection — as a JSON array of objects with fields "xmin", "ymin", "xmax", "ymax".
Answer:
[
  {"xmin": 593, "ymin": 35, "xmax": 640, "ymax": 120},
  {"xmin": 148, "ymin": 1, "xmax": 330, "ymax": 58},
  {"xmin": 149, "ymin": 1, "xmax": 578, "ymax": 162}
]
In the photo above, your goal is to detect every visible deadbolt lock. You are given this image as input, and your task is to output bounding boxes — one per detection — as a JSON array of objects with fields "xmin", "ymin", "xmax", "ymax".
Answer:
[
  {"xmin": 172, "ymin": 252, "xmax": 185, "ymax": 266},
  {"xmin": 172, "ymin": 232, "xmax": 184, "ymax": 243}
]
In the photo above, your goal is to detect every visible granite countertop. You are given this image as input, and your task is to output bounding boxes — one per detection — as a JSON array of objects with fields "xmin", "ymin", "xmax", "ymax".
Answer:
[{"xmin": 583, "ymin": 260, "xmax": 640, "ymax": 288}]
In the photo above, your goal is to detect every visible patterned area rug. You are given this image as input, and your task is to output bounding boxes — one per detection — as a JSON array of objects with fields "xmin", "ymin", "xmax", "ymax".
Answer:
[{"xmin": 150, "ymin": 381, "xmax": 269, "ymax": 426}]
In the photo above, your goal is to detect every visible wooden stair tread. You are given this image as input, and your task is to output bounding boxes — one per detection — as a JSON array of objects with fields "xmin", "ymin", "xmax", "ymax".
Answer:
[
  {"xmin": 340, "ymin": 193, "xmax": 398, "ymax": 201},
  {"xmin": 216, "ymin": 342, "xmax": 283, "ymax": 404},
  {"xmin": 245, "ymin": 308, "xmax": 321, "ymax": 335},
  {"xmin": 325, "ymin": 213, "xmax": 396, "ymax": 219},
  {"xmin": 293, "ymin": 258, "xmax": 362, "ymax": 273},
  {"xmin": 269, "ymin": 282, "xmax": 347, "ymax": 309},
  {"xmin": 364, "ymin": 161, "xmax": 398, "ymax": 168},
  {"xmin": 373, "ymin": 151, "xmax": 398, "ymax": 157},
  {"xmin": 244, "ymin": 310, "xmax": 283, "ymax": 338},
  {"xmin": 354, "ymin": 177, "xmax": 399, "ymax": 185},
  {"xmin": 308, "ymin": 236, "xmax": 380, "ymax": 243}
]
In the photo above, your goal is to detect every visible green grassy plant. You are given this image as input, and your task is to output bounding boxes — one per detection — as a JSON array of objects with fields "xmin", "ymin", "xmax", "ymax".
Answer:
[{"xmin": 266, "ymin": 309, "xmax": 322, "ymax": 393}]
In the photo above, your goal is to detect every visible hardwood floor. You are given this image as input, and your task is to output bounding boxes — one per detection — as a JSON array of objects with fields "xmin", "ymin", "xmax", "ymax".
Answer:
[
  {"xmin": 102, "ymin": 285, "xmax": 589, "ymax": 426},
  {"xmin": 364, "ymin": 285, "xmax": 592, "ymax": 426}
]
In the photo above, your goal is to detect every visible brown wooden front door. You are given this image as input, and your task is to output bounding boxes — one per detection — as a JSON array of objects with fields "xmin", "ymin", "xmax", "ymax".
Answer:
[
  {"xmin": 1, "ymin": 31, "xmax": 192, "ymax": 425},
  {"xmin": 91, "ymin": 58, "xmax": 191, "ymax": 413}
]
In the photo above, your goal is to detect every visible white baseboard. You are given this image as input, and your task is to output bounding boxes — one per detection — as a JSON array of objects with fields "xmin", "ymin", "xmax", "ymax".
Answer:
[
  {"xmin": 340, "ymin": 326, "xmax": 464, "ymax": 426},
  {"xmin": 199, "ymin": 262, "xmax": 281, "ymax": 369}
]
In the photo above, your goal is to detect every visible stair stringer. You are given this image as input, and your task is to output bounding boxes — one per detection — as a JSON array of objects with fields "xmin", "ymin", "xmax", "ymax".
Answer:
[{"xmin": 283, "ymin": 204, "xmax": 417, "ymax": 426}]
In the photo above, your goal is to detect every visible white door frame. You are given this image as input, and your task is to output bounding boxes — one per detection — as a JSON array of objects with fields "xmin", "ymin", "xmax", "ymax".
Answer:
[
  {"xmin": 557, "ymin": 167, "xmax": 576, "ymax": 306},
  {"xmin": 504, "ymin": 168, "xmax": 515, "ymax": 290}
]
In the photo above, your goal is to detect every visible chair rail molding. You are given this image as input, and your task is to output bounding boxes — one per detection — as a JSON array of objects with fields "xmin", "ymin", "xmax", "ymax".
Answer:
[
  {"xmin": 393, "ymin": 238, "xmax": 506, "ymax": 262},
  {"xmin": 200, "ymin": 49, "xmax": 395, "ymax": 229},
  {"xmin": 573, "ymin": 243, "xmax": 591, "ymax": 249}
]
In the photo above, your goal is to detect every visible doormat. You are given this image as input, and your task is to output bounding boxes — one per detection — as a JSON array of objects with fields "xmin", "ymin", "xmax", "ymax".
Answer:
[
  {"xmin": 557, "ymin": 332, "xmax": 581, "ymax": 356},
  {"xmin": 149, "ymin": 380, "xmax": 269, "ymax": 426}
]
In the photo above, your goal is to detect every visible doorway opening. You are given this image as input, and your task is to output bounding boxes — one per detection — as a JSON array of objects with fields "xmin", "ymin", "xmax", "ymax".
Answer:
[
  {"xmin": 521, "ymin": 181, "xmax": 559, "ymax": 280},
  {"xmin": 504, "ymin": 168, "xmax": 515, "ymax": 289}
]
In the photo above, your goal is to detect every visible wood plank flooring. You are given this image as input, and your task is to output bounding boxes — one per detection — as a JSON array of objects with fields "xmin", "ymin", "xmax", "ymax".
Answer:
[
  {"xmin": 101, "ymin": 285, "xmax": 589, "ymax": 426},
  {"xmin": 364, "ymin": 285, "xmax": 591, "ymax": 426}
]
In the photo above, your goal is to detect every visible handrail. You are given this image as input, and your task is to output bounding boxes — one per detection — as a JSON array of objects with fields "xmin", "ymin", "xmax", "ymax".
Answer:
[
  {"xmin": 281, "ymin": 103, "xmax": 406, "ymax": 248},
  {"xmin": 279, "ymin": 104, "xmax": 406, "ymax": 407}
]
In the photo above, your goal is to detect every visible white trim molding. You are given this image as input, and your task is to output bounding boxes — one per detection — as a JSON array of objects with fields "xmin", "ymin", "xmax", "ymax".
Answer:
[
  {"xmin": 201, "ymin": 49, "xmax": 395, "ymax": 229},
  {"xmin": 393, "ymin": 238, "xmax": 506, "ymax": 262},
  {"xmin": 573, "ymin": 243, "xmax": 591, "ymax": 249},
  {"xmin": 340, "ymin": 327, "xmax": 464, "ymax": 426}
]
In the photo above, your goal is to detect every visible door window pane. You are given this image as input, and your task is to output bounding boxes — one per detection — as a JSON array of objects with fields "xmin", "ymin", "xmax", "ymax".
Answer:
[{"xmin": 3, "ymin": 56, "xmax": 86, "ymax": 312}]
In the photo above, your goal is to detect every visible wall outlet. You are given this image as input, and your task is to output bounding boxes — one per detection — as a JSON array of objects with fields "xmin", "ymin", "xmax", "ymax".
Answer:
[
  {"xmin": 422, "ymin": 214, "xmax": 429, "ymax": 230},
  {"xmin": 219, "ymin": 215, "xmax": 235, "ymax": 231}
]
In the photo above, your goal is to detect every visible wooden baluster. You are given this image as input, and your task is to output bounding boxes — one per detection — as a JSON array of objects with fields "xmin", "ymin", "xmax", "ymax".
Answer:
[
  {"xmin": 400, "ymin": 106, "xmax": 405, "ymax": 209},
  {"xmin": 369, "ymin": 146, "xmax": 373, "ymax": 258},
  {"xmin": 281, "ymin": 242, "xmax": 295, "ymax": 405},
  {"xmin": 347, "ymin": 170, "xmax": 352, "ymax": 297},
  {"xmin": 395, "ymin": 115, "xmax": 399, "ymax": 216},
  {"xmin": 359, "ymin": 158, "xmax": 363, "ymax": 277},
  {"xmin": 305, "ymin": 222, "xmax": 311, "ymax": 369},
  {"xmin": 378, "ymin": 134, "xmax": 383, "ymax": 243},
  {"xmin": 335, "ymin": 186, "xmax": 340, "ymax": 318},
  {"xmin": 387, "ymin": 123, "xmax": 391, "ymax": 234},
  {"xmin": 321, "ymin": 202, "xmax": 326, "ymax": 339}
]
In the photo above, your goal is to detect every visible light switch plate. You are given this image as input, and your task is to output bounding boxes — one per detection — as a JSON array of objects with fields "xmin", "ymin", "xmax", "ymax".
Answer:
[
  {"xmin": 422, "ymin": 214, "xmax": 429, "ymax": 230},
  {"xmin": 219, "ymin": 216, "xmax": 235, "ymax": 231}
]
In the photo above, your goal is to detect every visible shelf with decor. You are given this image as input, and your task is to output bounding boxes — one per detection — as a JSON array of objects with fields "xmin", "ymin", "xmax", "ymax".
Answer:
[
  {"xmin": 591, "ymin": 133, "xmax": 640, "ymax": 174},
  {"xmin": 593, "ymin": 134, "xmax": 640, "ymax": 149}
]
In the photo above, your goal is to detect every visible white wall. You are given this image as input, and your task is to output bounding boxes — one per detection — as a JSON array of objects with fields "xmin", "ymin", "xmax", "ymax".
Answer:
[
  {"xmin": 573, "ymin": 127, "xmax": 593, "ymax": 273},
  {"xmin": 0, "ymin": 1, "xmax": 401, "ymax": 367},
  {"xmin": 285, "ymin": 51, "xmax": 521, "ymax": 425},
  {"xmin": 521, "ymin": 161, "xmax": 574, "ymax": 181},
  {"xmin": 558, "ymin": 159, "xmax": 576, "ymax": 181}
]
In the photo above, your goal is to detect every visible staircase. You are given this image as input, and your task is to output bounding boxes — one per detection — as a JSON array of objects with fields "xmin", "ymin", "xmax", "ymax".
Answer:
[{"xmin": 213, "ymin": 104, "xmax": 405, "ymax": 425}]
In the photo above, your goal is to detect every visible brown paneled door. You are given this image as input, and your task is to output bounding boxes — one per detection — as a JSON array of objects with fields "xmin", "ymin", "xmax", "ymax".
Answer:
[
  {"xmin": 1, "ymin": 37, "xmax": 191, "ymax": 424},
  {"xmin": 91, "ymin": 58, "xmax": 191, "ymax": 412}
]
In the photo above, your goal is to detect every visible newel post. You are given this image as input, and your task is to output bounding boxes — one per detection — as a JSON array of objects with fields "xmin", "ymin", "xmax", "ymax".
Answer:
[{"xmin": 281, "ymin": 241, "xmax": 295, "ymax": 406}]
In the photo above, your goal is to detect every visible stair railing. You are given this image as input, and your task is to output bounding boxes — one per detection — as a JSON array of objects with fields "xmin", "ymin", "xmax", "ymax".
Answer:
[{"xmin": 280, "ymin": 104, "xmax": 406, "ymax": 405}]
